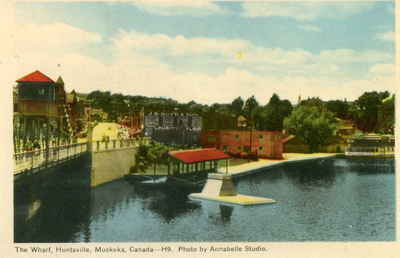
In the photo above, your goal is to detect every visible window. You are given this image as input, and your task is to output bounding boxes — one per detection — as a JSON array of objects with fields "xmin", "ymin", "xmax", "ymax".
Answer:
[{"xmin": 259, "ymin": 146, "xmax": 264, "ymax": 151}]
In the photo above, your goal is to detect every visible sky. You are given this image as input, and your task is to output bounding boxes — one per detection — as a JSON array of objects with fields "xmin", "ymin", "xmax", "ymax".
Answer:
[{"xmin": 4, "ymin": 0, "xmax": 396, "ymax": 105}]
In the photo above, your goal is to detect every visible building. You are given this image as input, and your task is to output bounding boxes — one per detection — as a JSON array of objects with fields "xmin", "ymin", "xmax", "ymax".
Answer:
[
  {"xmin": 143, "ymin": 112, "xmax": 202, "ymax": 146},
  {"xmin": 346, "ymin": 134, "xmax": 395, "ymax": 156},
  {"xmin": 13, "ymin": 71, "xmax": 88, "ymax": 152},
  {"xmin": 13, "ymin": 71, "xmax": 72, "ymax": 152},
  {"xmin": 200, "ymin": 130, "xmax": 283, "ymax": 159},
  {"xmin": 119, "ymin": 110, "xmax": 145, "ymax": 138},
  {"xmin": 92, "ymin": 122, "xmax": 129, "ymax": 141}
]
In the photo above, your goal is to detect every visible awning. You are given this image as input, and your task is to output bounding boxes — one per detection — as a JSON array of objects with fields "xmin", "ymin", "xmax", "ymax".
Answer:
[{"xmin": 169, "ymin": 148, "xmax": 230, "ymax": 164}]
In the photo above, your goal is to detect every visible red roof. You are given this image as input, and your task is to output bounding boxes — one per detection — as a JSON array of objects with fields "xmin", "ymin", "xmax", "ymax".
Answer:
[
  {"xmin": 169, "ymin": 148, "xmax": 230, "ymax": 164},
  {"xmin": 16, "ymin": 70, "xmax": 54, "ymax": 83}
]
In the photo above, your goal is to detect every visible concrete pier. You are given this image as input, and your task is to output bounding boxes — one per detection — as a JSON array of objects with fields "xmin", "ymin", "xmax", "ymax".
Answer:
[{"xmin": 189, "ymin": 173, "xmax": 275, "ymax": 206}]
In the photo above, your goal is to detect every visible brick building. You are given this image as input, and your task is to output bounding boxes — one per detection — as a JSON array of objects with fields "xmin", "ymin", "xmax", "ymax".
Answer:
[
  {"xmin": 201, "ymin": 130, "xmax": 283, "ymax": 159},
  {"xmin": 143, "ymin": 112, "xmax": 202, "ymax": 146}
]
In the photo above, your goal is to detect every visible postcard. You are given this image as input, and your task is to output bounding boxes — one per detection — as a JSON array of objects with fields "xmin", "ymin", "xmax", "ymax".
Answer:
[{"xmin": 1, "ymin": 0, "xmax": 399, "ymax": 257}]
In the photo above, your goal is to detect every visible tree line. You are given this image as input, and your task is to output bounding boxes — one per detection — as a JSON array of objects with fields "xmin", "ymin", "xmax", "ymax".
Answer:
[{"xmin": 84, "ymin": 90, "xmax": 394, "ymax": 135}]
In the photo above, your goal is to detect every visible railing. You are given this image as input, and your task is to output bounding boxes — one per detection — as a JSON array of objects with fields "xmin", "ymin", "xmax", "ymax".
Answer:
[
  {"xmin": 14, "ymin": 143, "xmax": 88, "ymax": 175},
  {"xmin": 92, "ymin": 137, "xmax": 150, "ymax": 152},
  {"xmin": 13, "ymin": 137, "xmax": 151, "ymax": 175}
]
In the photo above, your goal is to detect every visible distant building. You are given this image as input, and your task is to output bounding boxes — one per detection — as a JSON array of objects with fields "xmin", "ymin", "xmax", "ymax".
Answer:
[
  {"xmin": 143, "ymin": 112, "xmax": 202, "ymax": 146},
  {"xmin": 200, "ymin": 130, "xmax": 283, "ymax": 159},
  {"xmin": 346, "ymin": 134, "xmax": 395, "ymax": 156},
  {"xmin": 92, "ymin": 122, "xmax": 129, "ymax": 141},
  {"xmin": 119, "ymin": 110, "xmax": 144, "ymax": 138}
]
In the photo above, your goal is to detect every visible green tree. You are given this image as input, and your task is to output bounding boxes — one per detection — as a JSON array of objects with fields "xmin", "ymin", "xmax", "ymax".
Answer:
[
  {"xmin": 351, "ymin": 91, "xmax": 390, "ymax": 132},
  {"xmin": 326, "ymin": 100, "xmax": 350, "ymax": 119},
  {"xmin": 243, "ymin": 96, "xmax": 259, "ymax": 127},
  {"xmin": 377, "ymin": 94, "xmax": 395, "ymax": 134},
  {"xmin": 261, "ymin": 94, "xmax": 293, "ymax": 131},
  {"xmin": 284, "ymin": 105, "xmax": 338, "ymax": 152},
  {"xmin": 230, "ymin": 97, "xmax": 244, "ymax": 116}
]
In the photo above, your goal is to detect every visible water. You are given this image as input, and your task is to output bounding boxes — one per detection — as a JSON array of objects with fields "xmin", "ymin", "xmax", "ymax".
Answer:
[{"xmin": 14, "ymin": 156, "xmax": 395, "ymax": 242}]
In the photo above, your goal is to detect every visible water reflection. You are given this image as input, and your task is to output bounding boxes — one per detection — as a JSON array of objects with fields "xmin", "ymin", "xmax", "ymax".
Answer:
[
  {"xmin": 219, "ymin": 205, "xmax": 234, "ymax": 223},
  {"xmin": 134, "ymin": 184, "xmax": 201, "ymax": 223}
]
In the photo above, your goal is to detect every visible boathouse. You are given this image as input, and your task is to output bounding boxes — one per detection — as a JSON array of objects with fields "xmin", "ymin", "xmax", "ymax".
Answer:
[{"xmin": 168, "ymin": 148, "xmax": 231, "ymax": 177}]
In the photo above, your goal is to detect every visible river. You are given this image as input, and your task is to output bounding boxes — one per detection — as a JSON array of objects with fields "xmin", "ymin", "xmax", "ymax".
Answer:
[{"xmin": 14, "ymin": 156, "xmax": 395, "ymax": 242}]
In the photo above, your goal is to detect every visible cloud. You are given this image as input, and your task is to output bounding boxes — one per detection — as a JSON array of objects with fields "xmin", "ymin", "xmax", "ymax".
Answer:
[
  {"xmin": 15, "ymin": 23, "xmax": 102, "ymax": 55},
  {"xmin": 318, "ymin": 49, "xmax": 392, "ymax": 63},
  {"xmin": 131, "ymin": 0, "xmax": 226, "ymax": 16},
  {"xmin": 376, "ymin": 31, "xmax": 394, "ymax": 41},
  {"xmin": 242, "ymin": 2, "xmax": 375, "ymax": 21},
  {"xmin": 369, "ymin": 63, "xmax": 395, "ymax": 76},
  {"xmin": 12, "ymin": 22, "xmax": 395, "ymax": 106},
  {"xmin": 112, "ymin": 29, "xmax": 392, "ymax": 75},
  {"xmin": 298, "ymin": 25, "xmax": 321, "ymax": 32}
]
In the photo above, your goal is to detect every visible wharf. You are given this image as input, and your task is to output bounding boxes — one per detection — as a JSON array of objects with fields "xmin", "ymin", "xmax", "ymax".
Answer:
[
  {"xmin": 225, "ymin": 153, "xmax": 339, "ymax": 178},
  {"xmin": 190, "ymin": 193, "xmax": 276, "ymax": 206}
]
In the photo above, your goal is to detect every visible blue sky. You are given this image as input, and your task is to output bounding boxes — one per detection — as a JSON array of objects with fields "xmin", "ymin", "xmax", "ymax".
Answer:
[{"xmin": 13, "ymin": 1, "xmax": 395, "ymax": 104}]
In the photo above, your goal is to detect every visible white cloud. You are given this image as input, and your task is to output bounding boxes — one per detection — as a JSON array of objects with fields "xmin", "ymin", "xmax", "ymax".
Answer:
[
  {"xmin": 299, "ymin": 25, "xmax": 321, "ymax": 32},
  {"xmin": 369, "ymin": 63, "xmax": 395, "ymax": 76},
  {"xmin": 15, "ymin": 23, "xmax": 102, "ymax": 55},
  {"xmin": 131, "ymin": 0, "xmax": 226, "ymax": 16},
  {"xmin": 113, "ymin": 30, "xmax": 249, "ymax": 57},
  {"xmin": 113, "ymin": 29, "xmax": 392, "ymax": 72},
  {"xmin": 242, "ymin": 2, "xmax": 375, "ymax": 21},
  {"xmin": 318, "ymin": 49, "xmax": 391, "ymax": 63},
  {"xmin": 376, "ymin": 31, "xmax": 394, "ymax": 41},
  {"xmin": 12, "ymin": 22, "xmax": 395, "ymax": 106}
]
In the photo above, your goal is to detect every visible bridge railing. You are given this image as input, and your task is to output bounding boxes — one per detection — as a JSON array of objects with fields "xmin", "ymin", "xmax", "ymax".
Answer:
[
  {"xmin": 13, "ymin": 143, "xmax": 88, "ymax": 175},
  {"xmin": 92, "ymin": 137, "xmax": 150, "ymax": 152}
]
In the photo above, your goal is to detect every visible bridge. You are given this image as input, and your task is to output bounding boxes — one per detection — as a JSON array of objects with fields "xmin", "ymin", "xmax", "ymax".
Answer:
[{"xmin": 13, "ymin": 138, "xmax": 147, "ymax": 186}]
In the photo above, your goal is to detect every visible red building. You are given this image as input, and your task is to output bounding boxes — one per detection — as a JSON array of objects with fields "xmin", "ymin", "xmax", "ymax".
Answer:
[
  {"xmin": 14, "ymin": 71, "xmax": 82, "ymax": 152},
  {"xmin": 200, "ymin": 130, "xmax": 283, "ymax": 159}
]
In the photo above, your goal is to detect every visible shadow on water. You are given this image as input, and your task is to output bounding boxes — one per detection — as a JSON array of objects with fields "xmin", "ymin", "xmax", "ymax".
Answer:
[
  {"xmin": 14, "ymin": 154, "xmax": 92, "ymax": 243},
  {"xmin": 129, "ymin": 181, "xmax": 202, "ymax": 223}
]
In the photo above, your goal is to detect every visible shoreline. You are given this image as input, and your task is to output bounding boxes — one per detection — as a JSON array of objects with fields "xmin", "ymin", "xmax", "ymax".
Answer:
[{"xmin": 225, "ymin": 153, "xmax": 340, "ymax": 178}]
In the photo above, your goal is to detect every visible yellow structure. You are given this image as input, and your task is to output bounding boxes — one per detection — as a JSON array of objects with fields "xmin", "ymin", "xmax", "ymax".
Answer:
[{"xmin": 92, "ymin": 122, "xmax": 129, "ymax": 141}]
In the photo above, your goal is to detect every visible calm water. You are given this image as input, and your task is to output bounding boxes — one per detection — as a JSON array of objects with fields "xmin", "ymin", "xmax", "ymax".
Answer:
[{"xmin": 15, "ymin": 156, "xmax": 395, "ymax": 242}]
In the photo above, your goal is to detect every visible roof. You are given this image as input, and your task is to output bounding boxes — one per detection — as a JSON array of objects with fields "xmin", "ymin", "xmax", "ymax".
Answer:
[
  {"xmin": 169, "ymin": 148, "xmax": 230, "ymax": 164},
  {"xmin": 16, "ymin": 70, "xmax": 54, "ymax": 83},
  {"xmin": 56, "ymin": 76, "xmax": 64, "ymax": 84}
]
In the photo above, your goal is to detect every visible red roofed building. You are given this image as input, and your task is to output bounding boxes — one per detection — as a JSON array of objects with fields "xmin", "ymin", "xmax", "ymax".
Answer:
[
  {"xmin": 169, "ymin": 148, "xmax": 230, "ymax": 164},
  {"xmin": 13, "ymin": 71, "xmax": 78, "ymax": 152},
  {"xmin": 16, "ymin": 70, "xmax": 55, "ymax": 83},
  {"xmin": 168, "ymin": 148, "xmax": 230, "ymax": 176}
]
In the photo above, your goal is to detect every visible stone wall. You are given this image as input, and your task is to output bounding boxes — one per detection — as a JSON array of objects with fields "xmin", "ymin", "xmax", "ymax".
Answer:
[{"xmin": 90, "ymin": 147, "xmax": 137, "ymax": 187}]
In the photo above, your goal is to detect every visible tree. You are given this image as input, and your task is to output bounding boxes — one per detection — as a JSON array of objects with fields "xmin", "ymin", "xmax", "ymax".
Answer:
[
  {"xmin": 326, "ymin": 100, "xmax": 350, "ymax": 119},
  {"xmin": 284, "ymin": 105, "xmax": 338, "ymax": 152},
  {"xmin": 351, "ymin": 91, "xmax": 390, "ymax": 132},
  {"xmin": 230, "ymin": 97, "xmax": 244, "ymax": 116},
  {"xmin": 260, "ymin": 94, "xmax": 293, "ymax": 131},
  {"xmin": 377, "ymin": 94, "xmax": 395, "ymax": 134},
  {"xmin": 243, "ymin": 96, "xmax": 259, "ymax": 126}
]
